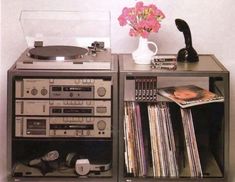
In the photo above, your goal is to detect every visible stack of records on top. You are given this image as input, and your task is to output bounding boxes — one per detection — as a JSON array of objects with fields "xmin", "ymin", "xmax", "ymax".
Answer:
[{"xmin": 147, "ymin": 102, "xmax": 179, "ymax": 177}]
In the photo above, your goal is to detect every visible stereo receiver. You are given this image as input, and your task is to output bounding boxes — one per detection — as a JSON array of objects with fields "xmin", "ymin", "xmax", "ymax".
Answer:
[{"xmin": 15, "ymin": 78, "xmax": 112, "ymax": 99}]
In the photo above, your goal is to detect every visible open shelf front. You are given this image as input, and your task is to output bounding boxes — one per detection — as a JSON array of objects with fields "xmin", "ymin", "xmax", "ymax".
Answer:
[
  {"xmin": 122, "ymin": 102, "xmax": 224, "ymax": 179},
  {"xmin": 12, "ymin": 140, "xmax": 113, "ymax": 178}
]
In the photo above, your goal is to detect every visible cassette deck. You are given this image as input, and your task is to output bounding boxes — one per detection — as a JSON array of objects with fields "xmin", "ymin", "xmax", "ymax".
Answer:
[{"xmin": 15, "ymin": 117, "xmax": 111, "ymax": 138}]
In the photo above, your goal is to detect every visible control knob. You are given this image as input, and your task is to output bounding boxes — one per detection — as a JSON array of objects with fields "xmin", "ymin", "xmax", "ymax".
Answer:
[
  {"xmin": 97, "ymin": 120, "xmax": 106, "ymax": 130},
  {"xmin": 31, "ymin": 88, "xmax": 38, "ymax": 95},
  {"xmin": 97, "ymin": 87, "xmax": 106, "ymax": 97},
  {"xmin": 41, "ymin": 88, "xmax": 48, "ymax": 96}
]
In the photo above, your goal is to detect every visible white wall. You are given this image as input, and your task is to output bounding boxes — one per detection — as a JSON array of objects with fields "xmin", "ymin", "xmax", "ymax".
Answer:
[{"xmin": 1, "ymin": 0, "xmax": 235, "ymax": 181}]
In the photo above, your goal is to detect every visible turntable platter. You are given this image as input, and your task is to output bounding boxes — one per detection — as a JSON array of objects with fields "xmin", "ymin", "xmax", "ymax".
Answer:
[{"xmin": 28, "ymin": 46, "xmax": 88, "ymax": 60}]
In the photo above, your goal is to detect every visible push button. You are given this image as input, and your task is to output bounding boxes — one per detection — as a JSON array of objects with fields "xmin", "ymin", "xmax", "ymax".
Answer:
[{"xmin": 96, "ymin": 107, "xmax": 107, "ymax": 113}]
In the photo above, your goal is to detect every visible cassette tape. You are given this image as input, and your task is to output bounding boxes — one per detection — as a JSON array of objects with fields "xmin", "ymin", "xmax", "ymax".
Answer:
[{"xmin": 15, "ymin": 100, "xmax": 111, "ymax": 116}]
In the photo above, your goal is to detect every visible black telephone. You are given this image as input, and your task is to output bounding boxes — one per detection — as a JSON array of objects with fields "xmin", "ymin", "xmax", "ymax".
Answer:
[{"xmin": 175, "ymin": 18, "xmax": 199, "ymax": 62}]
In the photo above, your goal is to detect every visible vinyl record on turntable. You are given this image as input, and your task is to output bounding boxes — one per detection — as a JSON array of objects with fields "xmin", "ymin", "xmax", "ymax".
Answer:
[{"xmin": 28, "ymin": 45, "xmax": 88, "ymax": 61}]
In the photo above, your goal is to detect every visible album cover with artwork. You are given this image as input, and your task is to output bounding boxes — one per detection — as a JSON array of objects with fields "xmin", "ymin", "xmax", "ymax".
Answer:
[{"xmin": 158, "ymin": 85, "xmax": 224, "ymax": 108}]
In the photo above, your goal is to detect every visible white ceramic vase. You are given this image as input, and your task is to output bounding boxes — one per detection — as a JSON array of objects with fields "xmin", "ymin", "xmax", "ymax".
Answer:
[{"xmin": 132, "ymin": 36, "xmax": 158, "ymax": 64}]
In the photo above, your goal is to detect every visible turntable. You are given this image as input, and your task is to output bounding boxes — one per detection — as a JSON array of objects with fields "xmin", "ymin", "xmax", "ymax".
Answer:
[{"xmin": 16, "ymin": 11, "xmax": 113, "ymax": 70}]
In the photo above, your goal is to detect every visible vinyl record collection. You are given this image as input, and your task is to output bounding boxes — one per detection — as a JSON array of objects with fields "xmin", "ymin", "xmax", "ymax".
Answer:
[
  {"xmin": 124, "ymin": 102, "xmax": 147, "ymax": 177},
  {"xmin": 123, "ymin": 101, "xmax": 203, "ymax": 178},
  {"xmin": 180, "ymin": 108, "xmax": 203, "ymax": 177},
  {"xmin": 148, "ymin": 102, "xmax": 178, "ymax": 177}
]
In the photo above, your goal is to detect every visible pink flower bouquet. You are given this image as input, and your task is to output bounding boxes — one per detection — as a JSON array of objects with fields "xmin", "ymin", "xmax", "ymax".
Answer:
[{"xmin": 118, "ymin": 1, "xmax": 165, "ymax": 38}]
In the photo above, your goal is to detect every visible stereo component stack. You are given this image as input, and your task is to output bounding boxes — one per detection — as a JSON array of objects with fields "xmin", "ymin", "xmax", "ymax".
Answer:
[
  {"xmin": 7, "ymin": 11, "xmax": 118, "ymax": 181},
  {"xmin": 14, "ymin": 78, "xmax": 112, "ymax": 138},
  {"xmin": 7, "ymin": 41, "xmax": 118, "ymax": 179}
]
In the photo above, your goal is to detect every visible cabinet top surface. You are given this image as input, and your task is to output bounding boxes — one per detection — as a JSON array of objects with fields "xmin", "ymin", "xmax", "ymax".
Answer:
[{"xmin": 119, "ymin": 54, "xmax": 228, "ymax": 74}]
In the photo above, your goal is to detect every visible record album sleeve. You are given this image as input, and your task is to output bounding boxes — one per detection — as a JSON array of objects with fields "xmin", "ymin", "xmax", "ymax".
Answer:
[{"xmin": 158, "ymin": 85, "xmax": 224, "ymax": 108}]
